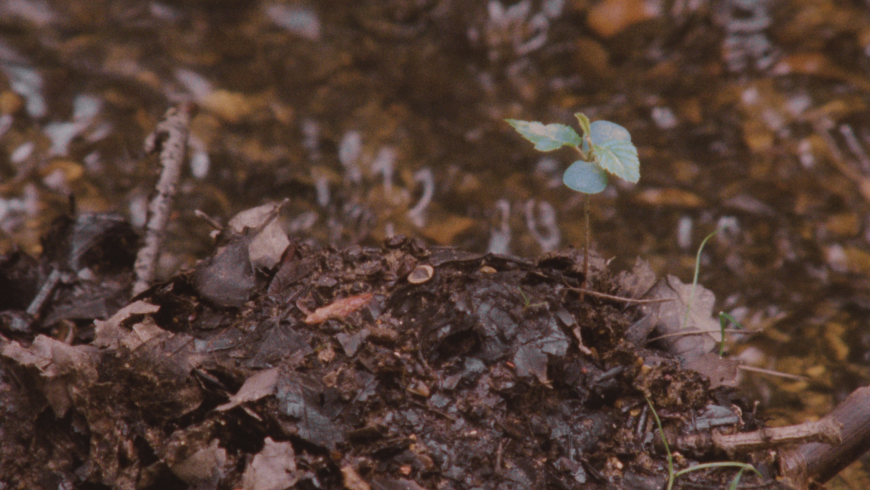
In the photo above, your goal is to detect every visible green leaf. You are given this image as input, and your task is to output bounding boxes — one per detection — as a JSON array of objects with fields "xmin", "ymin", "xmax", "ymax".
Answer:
[
  {"xmin": 590, "ymin": 120, "xmax": 631, "ymax": 143},
  {"xmin": 588, "ymin": 120, "xmax": 640, "ymax": 183},
  {"xmin": 506, "ymin": 119, "xmax": 582, "ymax": 152},
  {"xmin": 574, "ymin": 113, "xmax": 592, "ymax": 138},
  {"xmin": 562, "ymin": 160, "xmax": 608, "ymax": 194},
  {"xmin": 591, "ymin": 139, "xmax": 640, "ymax": 183}
]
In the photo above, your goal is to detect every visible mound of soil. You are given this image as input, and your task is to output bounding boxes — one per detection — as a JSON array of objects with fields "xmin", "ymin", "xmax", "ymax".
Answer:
[{"xmin": 0, "ymin": 210, "xmax": 787, "ymax": 490}]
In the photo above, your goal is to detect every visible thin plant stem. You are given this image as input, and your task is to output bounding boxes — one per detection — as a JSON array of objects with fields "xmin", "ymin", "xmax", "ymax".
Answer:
[
  {"xmin": 581, "ymin": 194, "xmax": 590, "ymax": 301},
  {"xmin": 718, "ymin": 311, "xmax": 744, "ymax": 355},
  {"xmin": 645, "ymin": 394, "xmax": 675, "ymax": 488},
  {"xmin": 646, "ymin": 394, "xmax": 761, "ymax": 490},
  {"xmin": 682, "ymin": 230, "xmax": 718, "ymax": 330}
]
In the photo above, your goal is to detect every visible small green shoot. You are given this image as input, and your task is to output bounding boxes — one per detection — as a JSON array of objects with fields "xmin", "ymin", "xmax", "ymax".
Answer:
[
  {"xmin": 645, "ymin": 395, "xmax": 761, "ymax": 490},
  {"xmin": 517, "ymin": 287, "xmax": 546, "ymax": 309},
  {"xmin": 717, "ymin": 312, "xmax": 744, "ymax": 356},
  {"xmin": 507, "ymin": 113, "xmax": 640, "ymax": 293},
  {"xmin": 682, "ymin": 230, "xmax": 718, "ymax": 331},
  {"xmin": 506, "ymin": 113, "xmax": 640, "ymax": 194},
  {"xmin": 682, "ymin": 230, "xmax": 748, "ymax": 356}
]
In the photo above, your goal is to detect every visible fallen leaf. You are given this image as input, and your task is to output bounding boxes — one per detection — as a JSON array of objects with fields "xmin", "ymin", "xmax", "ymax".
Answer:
[
  {"xmin": 228, "ymin": 201, "xmax": 290, "ymax": 270},
  {"xmin": 304, "ymin": 293, "xmax": 373, "ymax": 324},
  {"xmin": 615, "ymin": 257, "xmax": 657, "ymax": 298},
  {"xmin": 341, "ymin": 465, "xmax": 371, "ymax": 490},
  {"xmin": 241, "ymin": 437, "xmax": 298, "ymax": 490},
  {"xmin": 170, "ymin": 439, "xmax": 228, "ymax": 484},
  {"xmin": 1, "ymin": 334, "xmax": 99, "ymax": 417},
  {"xmin": 93, "ymin": 300, "xmax": 161, "ymax": 348},
  {"xmin": 217, "ymin": 367, "xmax": 280, "ymax": 411},
  {"xmin": 685, "ymin": 352, "xmax": 741, "ymax": 389},
  {"xmin": 642, "ymin": 275, "xmax": 719, "ymax": 364}
]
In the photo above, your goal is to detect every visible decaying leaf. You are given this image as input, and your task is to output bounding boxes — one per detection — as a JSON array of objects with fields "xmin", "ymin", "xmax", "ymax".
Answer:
[
  {"xmin": 93, "ymin": 300, "xmax": 161, "ymax": 348},
  {"xmin": 241, "ymin": 437, "xmax": 299, "ymax": 490},
  {"xmin": 643, "ymin": 275, "xmax": 719, "ymax": 363},
  {"xmin": 170, "ymin": 438, "xmax": 228, "ymax": 485},
  {"xmin": 1, "ymin": 334, "xmax": 98, "ymax": 378},
  {"xmin": 341, "ymin": 465, "xmax": 371, "ymax": 490},
  {"xmin": 615, "ymin": 257, "xmax": 657, "ymax": 298},
  {"xmin": 304, "ymin": 293, "xmax": 373, "ymax": 324},
  {"xmin": 686, "ymin": 352, "xmax": 741, "ymax": 389},
  {"xmin": 514, "ymin": 342, "xmax": 549, "ymax": 383},
  {"xmin": 228, "ymin": 201, "xmax": 290, "ymax": 270},
  {"xmin": 217, "ymin": 367, "xmax": 280, "ymax": 412},
  {"xmin": 121, "ymin": 317, "xmax": 164, "ymax": 350},
  {"xmin": 1, "ymin": 334, "xmax": 99, "ymax": 417},
  {"xmin": 194, "ymin": 237, "xmax": 258, "ymax": 307},
  {"xmin": 248, "ymin": 219, "xmax": 290, "ymax": 270}
]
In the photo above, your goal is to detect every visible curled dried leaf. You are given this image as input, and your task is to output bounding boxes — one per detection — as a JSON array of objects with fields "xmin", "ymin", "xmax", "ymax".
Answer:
[{"xmin": 304, "ymin": 293, "xmax": 373, "ymax": 324}]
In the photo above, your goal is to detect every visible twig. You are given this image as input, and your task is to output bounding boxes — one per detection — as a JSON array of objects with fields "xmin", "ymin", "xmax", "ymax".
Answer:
[
  {"xmin": 194, "ymin": 209, "xmax": 224, "ymax": 231},
  {"xmin": 671, "ymin": 417, "xmax": 841, "ymax": 458},
  {"xmin": 648, "ymin": 328, "xmax": 757, "ymax": 343},
  {"xmin": 780, "ymin": 385, "xmax": 870, "ymax": 486},
  {"xmin": 409, "ymin": 399, "xmax": 456, "ymax": 422},
  {"xmin": 814, "ymin": 118, "xmax": 870, "ymax": 201},
  {"xmin": 736, "ymin": 364, "xmax": 808, "ymax": 381},
  {"xmin": 566, "ymin": 287, "xmax": 675, "ymax": 305},
  {"xmin": 707, "ymin": 418, "xmax": 837, "ymax": 456},
  {"xmin": 26, "ymin": 269, "xmax": 63, "ymax": 316},
  {"xmin": 132, "ymin": 103, "xmax": 195, "ymax": 296}
]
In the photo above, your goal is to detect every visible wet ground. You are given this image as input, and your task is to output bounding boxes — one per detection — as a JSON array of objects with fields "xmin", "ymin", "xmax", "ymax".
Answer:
[
  {"xmin": 0, "ymin": 210, "xmax": 787, "ymax": 489},
  {"xmin": 2, "ymin": 0, "xmax": 870, "ymax": 484}
]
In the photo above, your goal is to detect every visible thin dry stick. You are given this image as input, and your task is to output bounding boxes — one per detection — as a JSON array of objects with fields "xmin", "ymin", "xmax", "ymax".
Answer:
[
  {"xmin": 566, "ymin": 287, "xmax": 674, "ymax": 304},
  {"xmin": 132, "ymin": 103, "xmax": 195, "ymax": 296},
  {"xmin": 737, "ymin": 364, "xmax": 808, "ymax": 381},
  {"xmin": 648, "ymin": 328, "xmax": 756, "ymax": 343},
  {"xmin": 715, "ymin": 417, "xmax": 842, "ymax": 454},
  {"xmin": 672, "ymin": 417, "xmax": 842, "ymax": 457},
  {"xmin": 814, "ymin": 118, "xmax": 870, "ymax": 201}
]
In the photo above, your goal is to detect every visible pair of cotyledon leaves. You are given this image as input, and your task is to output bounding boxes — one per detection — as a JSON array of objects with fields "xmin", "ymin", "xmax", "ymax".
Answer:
[{"xmin": 506, "ymin": 113, "xmax": 640, "ymax": 194}]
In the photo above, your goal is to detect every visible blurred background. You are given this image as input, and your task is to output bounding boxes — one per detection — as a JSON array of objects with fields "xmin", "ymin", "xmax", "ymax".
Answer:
[{"xmin": 1, "ymin": 0, "xmax": 869, "ymax": 485}]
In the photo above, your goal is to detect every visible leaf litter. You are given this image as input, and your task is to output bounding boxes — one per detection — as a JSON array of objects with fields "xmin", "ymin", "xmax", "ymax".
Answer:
[{"xmin": 0, "ymin": 210, "xmax": 790, "ymax": 489}]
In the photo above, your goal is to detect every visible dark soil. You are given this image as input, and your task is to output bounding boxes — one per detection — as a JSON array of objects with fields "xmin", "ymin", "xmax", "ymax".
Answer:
[{"xmin": 0, "ymin": 209, "xmax": 790, "ymax": 490}]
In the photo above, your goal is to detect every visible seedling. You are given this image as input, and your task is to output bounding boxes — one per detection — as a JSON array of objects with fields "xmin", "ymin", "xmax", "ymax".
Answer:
[
  {"xmin": 507, "ymin": 113, "xmax": 640, "ymax": 290},
  {"xmin": 683, "ymin": 230, "xmax": 718, "ymax": 331},
  {"xmin": 683, "ymin": 229, "xmax": 747, "ymax": 355},
  {"xmin": 645, "ymin": 395, "xmax": 761, "ymax": 490},
  {"xmin": 717, "ymin": 312, "xmax": 744, "ymax": 356}
]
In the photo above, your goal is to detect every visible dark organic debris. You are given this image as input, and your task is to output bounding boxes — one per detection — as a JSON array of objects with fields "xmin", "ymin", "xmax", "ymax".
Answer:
[{"xmin": 0, "ymin": 214, "xmax": 794, "ymax": 490}]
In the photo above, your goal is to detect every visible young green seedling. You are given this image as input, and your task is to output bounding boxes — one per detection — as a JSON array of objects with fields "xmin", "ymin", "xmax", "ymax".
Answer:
[
  {"xmin": 645, "ymin": 395, "xmax": 761, "ymax": 490},
  {"xmin": 507, "ymin": 113, "xmax": 640, "ymax": 291}
]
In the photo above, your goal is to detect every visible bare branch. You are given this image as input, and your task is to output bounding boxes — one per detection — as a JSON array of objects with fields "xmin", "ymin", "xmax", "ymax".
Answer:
[{"xmin": 670, "ymin": 416, "xmax": 841, "ymax": 458}]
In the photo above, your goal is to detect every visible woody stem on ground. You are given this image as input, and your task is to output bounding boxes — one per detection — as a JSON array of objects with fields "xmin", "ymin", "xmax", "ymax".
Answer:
[
  {"xmin": 779, "ymin": 385, "xmax": 870, "ymax": 487},
  {"xmin": 132, "ymin": 103, "xmax": 195, "ymax": 297}
]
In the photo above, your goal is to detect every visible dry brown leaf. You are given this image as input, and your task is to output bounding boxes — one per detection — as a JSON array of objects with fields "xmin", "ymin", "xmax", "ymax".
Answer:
[
  {"xmin": 304, "ymin": 293, "xmax": 373, "ymax": 324},
  {"xmin": 241, "ymin": 437, "xmax": 299, "ymax": 490},
  {"xmin": 217, "ymin": 367, "xmax": 280, "ymax": 412}
]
